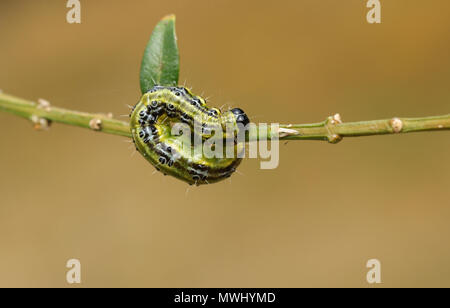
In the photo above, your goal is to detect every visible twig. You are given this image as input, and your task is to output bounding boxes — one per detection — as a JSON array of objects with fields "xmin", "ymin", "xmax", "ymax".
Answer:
[
  {"xmin": 0, "ymin": 92, "xmax": 130, "ymax": 137},
  {"xmin": 0, "ymin": 92, "xmax": 448, "ymax": 142}
]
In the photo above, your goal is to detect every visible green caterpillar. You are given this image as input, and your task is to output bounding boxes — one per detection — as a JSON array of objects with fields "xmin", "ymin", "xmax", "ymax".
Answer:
[{"xmin": 130, "ymin": 85, "xmax": 249, "ymax": 185}]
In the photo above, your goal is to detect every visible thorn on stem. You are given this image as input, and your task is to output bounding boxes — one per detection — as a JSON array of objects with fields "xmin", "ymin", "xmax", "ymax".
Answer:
[
  {"xmin": 330, "ymin": 113, "xmax": 342, "ymax": 125},
  {"xmin": 390, "ymin": 118, "xmax": 403, "ymax": 133},
  {"xmin": 89, "ymin": 118, "xmax": 103, "ymax": 131},
  {"xmin": 31, "ymin": 114, "xmax": 51, "ymax": 131},
  {"xmin": 328, "ymin": 134, "xmax": 342, "ymax": 144},
  {"xmin": 278, "ymin": 127, "xmax": 299, "ymax": 138},
  {"xmin": 37, "ymin": 98, "xmax": 51, "ymax": 112}
]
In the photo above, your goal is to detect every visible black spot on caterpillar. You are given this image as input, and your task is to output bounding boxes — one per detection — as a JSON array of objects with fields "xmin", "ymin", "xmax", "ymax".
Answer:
[{"xmin": 130, "ymin": 85, "xmax": 250, "ymax": 185}]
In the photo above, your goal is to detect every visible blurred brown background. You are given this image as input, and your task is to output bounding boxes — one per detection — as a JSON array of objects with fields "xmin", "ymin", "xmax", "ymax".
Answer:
[{"xmin": 0, "ymin": 0, "xmax": 449, "ymax": 288}]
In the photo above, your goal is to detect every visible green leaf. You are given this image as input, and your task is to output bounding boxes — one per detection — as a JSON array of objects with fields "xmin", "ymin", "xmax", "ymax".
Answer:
[{"xmin": 140, "ymin": 14, "xmax": 180, "ymax": 94}]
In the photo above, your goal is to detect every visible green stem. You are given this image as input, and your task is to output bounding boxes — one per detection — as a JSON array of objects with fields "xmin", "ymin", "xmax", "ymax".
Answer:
[
  {"xmin": 0, "ymin": 92, "xmax": 448, "ymax": 142},
  {"xmin": 0, "ymin": 92, "xmax": 131, "ymax": 137}
]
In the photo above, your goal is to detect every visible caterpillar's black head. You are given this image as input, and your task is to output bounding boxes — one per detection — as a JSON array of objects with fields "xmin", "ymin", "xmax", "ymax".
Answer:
[{"xmin": 231, "ymin": 108, "xmax": 250, "ymax": 127}]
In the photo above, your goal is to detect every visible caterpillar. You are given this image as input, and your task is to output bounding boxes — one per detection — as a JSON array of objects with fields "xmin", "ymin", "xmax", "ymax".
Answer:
[{"xmin": 130, "ymin": 85, "xmax": 250, "ymax": 186}]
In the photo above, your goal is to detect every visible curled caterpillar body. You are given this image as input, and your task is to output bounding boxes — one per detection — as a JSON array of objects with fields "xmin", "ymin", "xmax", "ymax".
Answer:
[{"xmin": 130, "ymin": 85, "xmax": 249, "ymax": 185}]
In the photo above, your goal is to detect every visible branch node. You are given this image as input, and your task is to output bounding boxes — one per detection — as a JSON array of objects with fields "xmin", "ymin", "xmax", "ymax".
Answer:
[
  {"xmin": 329, "ymin": 113, "xmax": 343, "ymax": 125},
  {"xmin": 31, "ymin": 114, "xmax": 51, "ymax": 131},
  {"xmin": 89, "ymin": 118, "xmax": 103, "ymax": 131},
  {"xmin": 328, "ymin": 134, "xmax": 343, "ymax": 144},
  {"xmin": 390, "ymin": 117, "xmax": 403, "ymax": 133},
  {"xmin": 101, "ymin": 112, "xmax": 114, "ymax": 119},
  {"xmin": 37, "ymin": 98, "xmax": 52, "ymax": 112},
  {"xmin": 325, "ymin": 113, "xmax": 343, "ymax": 143}
]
